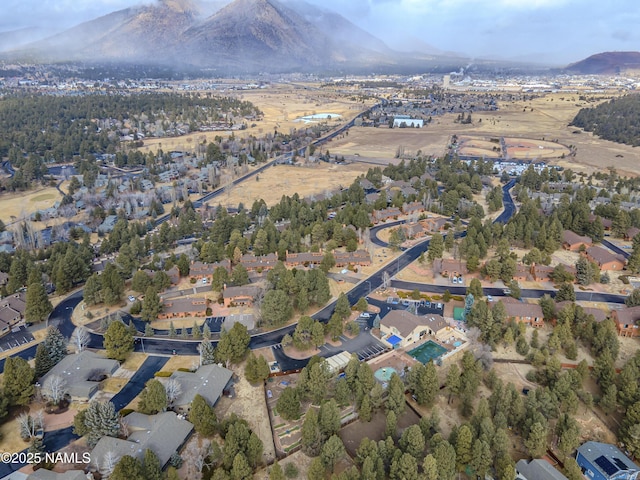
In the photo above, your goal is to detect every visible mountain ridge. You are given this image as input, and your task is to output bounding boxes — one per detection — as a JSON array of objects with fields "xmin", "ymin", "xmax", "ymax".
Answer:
[{"xmin": 565, "ymin": 51, "xmax": 640, "ymax": 74}]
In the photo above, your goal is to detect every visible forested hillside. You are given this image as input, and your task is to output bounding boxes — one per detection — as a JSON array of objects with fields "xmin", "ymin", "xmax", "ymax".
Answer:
[{"xmin": 571, "ymin": 94, "xmax": 640, "ymax": 146}]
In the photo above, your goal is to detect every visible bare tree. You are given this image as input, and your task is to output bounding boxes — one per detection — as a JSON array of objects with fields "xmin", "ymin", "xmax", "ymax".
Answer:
[
  {"xmin": 382, "ymin": 271, "xmax": 390, "ymax": 290},
  {"xmin": 164, "ymin": 378, "xmax": 182, "ymax": 408},
  {"xmin": 99, "ymin": 450, "xmax": 119, "ymax": 477},
  {"xmin": 17, "ymin": 413, "xmax": 35, "ymax": 439},
  {"xmin": 184, "ymin": 439, "xmax": 213, "ymax": 480},
  {"xmin": 42, "ymin": 374, "xmax": 68, "ymax": 405},
  {"xmin": 70, "ymin": 326, "xmax": 90, "ymax": 353}
]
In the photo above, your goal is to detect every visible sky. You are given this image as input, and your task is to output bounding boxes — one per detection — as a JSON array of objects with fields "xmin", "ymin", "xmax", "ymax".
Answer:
[{"xmin": 2, "ymin": 0, "xmax": 639, "ymax": 65}]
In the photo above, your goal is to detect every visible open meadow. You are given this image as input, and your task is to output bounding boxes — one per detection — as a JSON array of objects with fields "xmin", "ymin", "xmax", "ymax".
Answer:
[{"xmin": 0, "ymin": 186, "xmax": 63, "ymax": 225}]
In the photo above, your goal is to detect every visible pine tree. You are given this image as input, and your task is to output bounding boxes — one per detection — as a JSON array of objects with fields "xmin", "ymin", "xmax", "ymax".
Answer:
[
  {"xmin": 3, "ymin": 357, "xmax": 34, "ymax": 406},
  {"xmin": 138, "ymin": 379, "xmax": 167, "ymax": 414},
  {"xmin": 169, "ymin": 321, "xmax": 176, "ymax": 338},
  {"xmin": 34, "ymin": 343, "xmax": 53, "ymax": 378},
  {"xmin": 83, "ymin": 400, "xmax": 120, "ymax": 447},
  {"xmin": 192, "ymin": 320, "xmax": 202, "ymax": 339},
  {"xmin": 25, "ymin": 270, "xmax": 53, "ymax": 323},
  {"xmin": 202, "ymin": 323, "xmax": 211, "ymax": 339},
  {"xmin": 43, "ymin": 326, "xmax": 67, "ymax": 366},
  {"xmin": 103, "ymin": 320, "xmax": 134, "ymax": 361},
  {"xmin": 141, "ymin": 286, "xmax": 162, "ymax": 322},
  {"xmin": 199, "ymin": 340, "xmax": 216, "ymax": 366},
  {"xmin": 142, "ymin": 449, "xmax": 163, "ymax": 480},
  {"xmin": 189, "ymin": 394, "xmax": 217, "ymax": 436}
]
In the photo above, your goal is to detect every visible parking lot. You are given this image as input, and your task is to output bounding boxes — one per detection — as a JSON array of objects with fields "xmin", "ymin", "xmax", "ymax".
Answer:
[
  {"xmin": 0, "ymin": 326, "xmax": 35, "ymax": 353},
  {"xmin": 204, "ymin": 316, "xmax": 225, "ymax": 333}
]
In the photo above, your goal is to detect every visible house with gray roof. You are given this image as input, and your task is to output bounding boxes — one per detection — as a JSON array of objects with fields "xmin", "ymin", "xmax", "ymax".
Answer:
[
  {"xmin": 40, "ymin": 351, "xmax": 120, "ymax": 402},
  {"xmin": 97, "ymin": 215, "xmax": 119, "ymax": 234},
  {"xmin": 516, "ymin": 459, "xmax": 567, "ymax": 480},
  {"xmin": 26, "ymin": 470, "xmax": 87, "ymax": 480},
  {"xmin": 169, "ymin": 363, "xmax": 233, "ymax": 413},
  {"xmin": 576, "ymin": 441, "xmax": 639, "ymax": 480},
  {"xmin": 92, "ymin": 412, "xmax": 193, "ymax": 471}
]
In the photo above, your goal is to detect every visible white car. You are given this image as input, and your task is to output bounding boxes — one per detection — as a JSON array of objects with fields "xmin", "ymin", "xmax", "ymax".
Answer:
[
  {"xmin": 128, "ymin": 295, "xmax": 136, "ymax": 303},
  {"xmin": 360, "ymin": 313, "xmax": 371, "ymax": 319},
  {"xmin": 202, "ymin": 278, "xmax": 208, "ymax": 284},
  {"xmin": 487, "ymin": 295, "xmax": 493, "ymax": 302}
]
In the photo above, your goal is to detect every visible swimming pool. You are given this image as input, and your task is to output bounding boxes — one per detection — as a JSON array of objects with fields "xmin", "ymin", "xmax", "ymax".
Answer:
[
  {"xmin": 408, "ymin": 340, "xmax": 447, "ymax": 364},
  {"xmin": 374, "ymin": 367, "xmax": 398, "ymax": 382}
]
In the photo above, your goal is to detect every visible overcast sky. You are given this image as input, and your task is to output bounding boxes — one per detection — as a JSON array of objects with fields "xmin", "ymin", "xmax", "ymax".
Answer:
[{"xmin": 2, "ymin": 0, "xmax": 638, "ymax": 65}]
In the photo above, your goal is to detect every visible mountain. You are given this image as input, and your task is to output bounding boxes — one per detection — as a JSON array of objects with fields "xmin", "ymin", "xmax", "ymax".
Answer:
[
  {"xmin": 5, "ymin": 0, "xmax": 458, "ymax": 74},
  {"xmin": 18, "ymin": 0, "xmax": 201, "ymax": 63},
  {"xmin": 182, "ymin": 0, "xmax": 397, "ymax": 72},
  {"xmin": 565, "ymin": 51, "xmax": 640, "ymax": 75},
  {"xmin": 0, "ymin": 27, "xmax": 59, "ymax": 52}
]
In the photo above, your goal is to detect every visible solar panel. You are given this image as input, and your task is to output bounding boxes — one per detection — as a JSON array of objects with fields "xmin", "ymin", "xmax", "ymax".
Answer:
[
  {"xmin": 613, "ymin": 457, "xmax": 629, "ymax": 471},
  {"xmin": 595, "ymin": 455, "xmax": 619, "ymax": 476}
]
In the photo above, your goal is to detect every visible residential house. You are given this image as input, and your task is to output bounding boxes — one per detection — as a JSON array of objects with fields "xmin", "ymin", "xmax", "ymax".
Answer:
[
  {"xmin": 402, "ymin": 201, "xmax": 425, "ymax": 216},
  {"xmin": 91, "ymin": 412, "xmax": 193, "ymax": 470},
  {"xmin": 379, "ymin": 310, "xmax": 449, "ymax": 348},
  {"xmin": 515, "ymin": 459, "xmax": 567, "ymax": 480},
  {"xmin": 626, "ymin": 227, "xmax": 640, "ymax": 241},
  {"xmin": 562, "ymin": 230, "xmax": 592, "ymax": 251},
  {"xmin": 26, "ymin": 470, "xmax": 87, "ymax": 480},
  {"xmin": 0, "ymin": 292, "xmax": 27, "ymax": 336},
  {"xmin": 420, "ymin": 216, "xmax": 450, "ymax": 232},
  {"xmin": 169, "ymin": 364, "xmax": 233, "ymax": 412},
  {"xmin": 189, "ymin": 260, "xmax": 231, "ymax": 281},
  {"xmin": 532, "ymin": 264, "xmax": 577, "ymax": 282},
  {"xmin": 611, "ymin": 306, "xmax": 640, "ymax": 337},
  {"xmin": 576, "ymin": 441, "xmax": 639, "ymax": 480},
  {"xmin": 239, "ymin": 253, "xmax": 278, "ymax": 272},
  {"xmin": 555, "ymin": 301, "xmax": 608, "ymax": 324},
  {"xmin": 285, "ymin": 251, "xmax": 324, "ymax": 267},
  {"xmin": 40, "ymin": 351, "xmax": 120, "ymax": 402},
  {"xmin": 158, "ymin": 297, "xmax": 208, "ymax": 319},
  {"xmin": 433, "ymin": 259, "xmax": 468, "ymax": 278},
  {"xmin": 585, "ymin": 246, "xmax": 626, "ymax": 271},
  {"xmin": 371, "ymin": 207, "xmax": 402, "ymax": 224},
  {"xmin": 143, "ymin": 265, "xmax": 180, "ymax": 286},
  {"xmin": 513, "ymin": 263, "xmax": 532, "ymax": 282},
  {"xmin": 97, "ymin": 215, "xmax": 119, "ymax": 234},
  {"xmin": 402, "ymin": 223, "xmax": 426, "ymax": 240},
  {"xmin": 589, "ymin": 214, "xmax": 613, "ymax": 231},
  {"xmin": 497, "ymin": 300, "xmax": 545, "ymax": 327},
  {"xmin": 334, "ymin": 250, "xmax": 372, "ymax": 267},
  {"xmin": 222, "ymin": 285, "xmax": 259, "ymax": 307}
]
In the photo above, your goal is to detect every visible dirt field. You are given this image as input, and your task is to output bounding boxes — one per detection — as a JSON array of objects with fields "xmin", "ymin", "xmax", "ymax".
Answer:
[
  {"xmin": 327, "ymin": 93, "xmax": 640, "ymax": 177},
  {"xmin": 211, "ymin": 162, "xmax": 369, "ymax": 208},
  {"xmin": 215, "ymin": 360, "xmax": 276, "ymax": 464}
]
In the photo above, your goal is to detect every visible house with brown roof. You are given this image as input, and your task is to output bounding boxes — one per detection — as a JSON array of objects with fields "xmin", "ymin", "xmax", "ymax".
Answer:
[
  {"xmin": 402, "ymin": 223, "xmax": 426, "ymax": 239},
  {"xmin": 420, "ymin": 217, "xmax": 449, "ymax": 232},
  {"xmin": 0, "ymin": 306, "xmax": 21, "ymax": 337},
  {"xmin": 285, "ymin": 251, "xmax": 324, "ymax": 267},
  {"xmin": 222, "ymin": 285, "xmax": 259, "ymax": 307},
  {"xmin": 626, "ymin": 227, "xmax": 640, "ymax": 241},
  {"xmin": 585, "ymin": 246, "xmax": 626, "ymax": 271},
  {"xmin": 371, "ymin": 207, "xmax": 402, "ymax": 224},
  {"xmin": 239, "ymin": 253, "xmax": 278, "ymax": 272},
  {"xmin": 143, "ymin": 265, "xmax": 180, "ymax": 286},
  {"xmin": 158, "ymin": 297, "xmax": 208, "ymax": 319},
  {"xmin": 433, "ymin": 258, "xmax": 468, "ymax": 278},
  {"xmin": 379, "ymin": 310, "xmax": 449, "ymax": 348},
  {"xmin": 589, "ymin": 214, "xmax": 612, "ymax": 230},
  {"xmin": 497, "ymin": 300, "xmax": 545, "ymax": 327},
  {"xmin": 611, "ymin": 306, "xmax": 640, "ymax": 337},
  {"xmin": 189, "ymin": 260, "xmax": 231, "ymax": 281},
  {"xmin": 562, "ymin": 230, "xmax": 592, "ymax": 251},
  {"xmin": 514, "ymin": 264, "xmax": 532, "ymax": 282},
  {"xmin": 555, "ymin": 301, "xmax": 608, "ymax": 325},
  {"xmin": 334, "ymin": 250, "xmax": 372, "ymax": 267},
  {"xmin": 402, "ymin": 202, "xmax": 425, "ymax": 216}
]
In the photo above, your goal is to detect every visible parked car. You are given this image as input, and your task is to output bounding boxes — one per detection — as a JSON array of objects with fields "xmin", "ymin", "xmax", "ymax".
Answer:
[
  {"xmin": 128, "ymin": 295, "xmax": 136, "ymax": 303},
  {"xmin": 436, "ymin": 303, "xmax": 442, "ymax": 309},
  {"xmin": 202, "ymin": 278, "xmax": 208, "ymax": 284},
  {"xmin": 360, "ymin": 313, "xmax": 371, "ymax": 319},
  {"xmin": 487, "ymin": 295, "xmax": 493, "ymax": 302}
]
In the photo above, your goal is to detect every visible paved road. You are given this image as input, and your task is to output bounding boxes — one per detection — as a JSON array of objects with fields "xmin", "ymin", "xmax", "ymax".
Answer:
[
  {"xmin": 110, "ymin": 355, "xmax": 169, "ymax": 411},
  {"xmin": 602, "ymin": 238, "xmax": 630, "ymax": 259}
]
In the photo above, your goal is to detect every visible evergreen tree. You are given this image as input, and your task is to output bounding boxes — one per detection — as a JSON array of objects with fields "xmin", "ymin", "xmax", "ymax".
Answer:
[
  {"xmin": 43, "ymin": 326, "xmax": 67, "ymax": 366},
  {"xmin": 142, "ymin": 449, "xmax": 163, "ymax": 480},
  {"xmin": 103, "ymin": 320, "xmax": 134, "ymax": 361},
  {"xmin": 217, "ymin": 323, "xmax": 250, "ymax": 367},
  {"xmin": 138, "ymin": 379, "xmax": 167, "ymax": 414},
  {"xmin": 3, "ymin": 356, "xmax": 34, "ymax": 406},
  {"xmin": 110, "ymin": 455, "xmax": 146, "ymax": 480},
  {"xmin": 189, "ymin": 394, "xmax": 217, "ymax": 436},
  {"xmin": 199, "ymin": 340, "xmax": 216, "ymax": 366},
  {"xmin": 25, "ymin": 270, "xmax": 53, "ymax": 323},
  {"xmin": 321, "ymin": 435, "xmax": 346, "ymax": 472},
  {"xmin": 386, "ymin": 373, "xmax": 406, "ymax": 416},
  {"xmin": 334, "ymin": 292, "xmax": 351, "ymax": 320},
  {"xmin": 34, "ymin": 343, "xmax": 53, "ymax": 378},
  {"xmin": 141, "ymin": 286, "xmax": 162, "ymax": 322},
  {"xmin": 203, "ymin": 322, "xmax": 211, "ymax": 340},
  {"xmin": 301, "ymin": 408, "xmax": 323, "ymax": 456},
  {"xmin": 169, "ymin": 321, "xmax": 177, "ymax": 338},
  {"xmin": 269, "ymin": 461, "xmax": 285, "ymax": 480},
  {"xmin": 82, "ymin": 400, "xmax": 120, "ymax": 446}
]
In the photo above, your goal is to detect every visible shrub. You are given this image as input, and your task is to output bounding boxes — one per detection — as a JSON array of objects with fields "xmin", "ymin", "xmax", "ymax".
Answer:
[
  {"xmin": 154, "ymin": 371, "xmax": 172, "ymax": 377},
  {"xmin": 284, "ymin": 463, "xmax": 299, "ymax": 479},
  {"xmin": 119, "ymin": 408, "xmax": 134, "ymax": 417},
  {"xmin": 177, "ymin": 367, "xmax": 192, "ymax": 372}
]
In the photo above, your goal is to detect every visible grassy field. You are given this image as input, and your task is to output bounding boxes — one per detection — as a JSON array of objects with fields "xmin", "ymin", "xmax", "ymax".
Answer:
[
  {"xmin": 212, "ymin": 162, "xmax": 370, "ymax": 208},
  {"xmin": 0, "ymin": 186, "xmax": 63, "ymax": 224}
]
